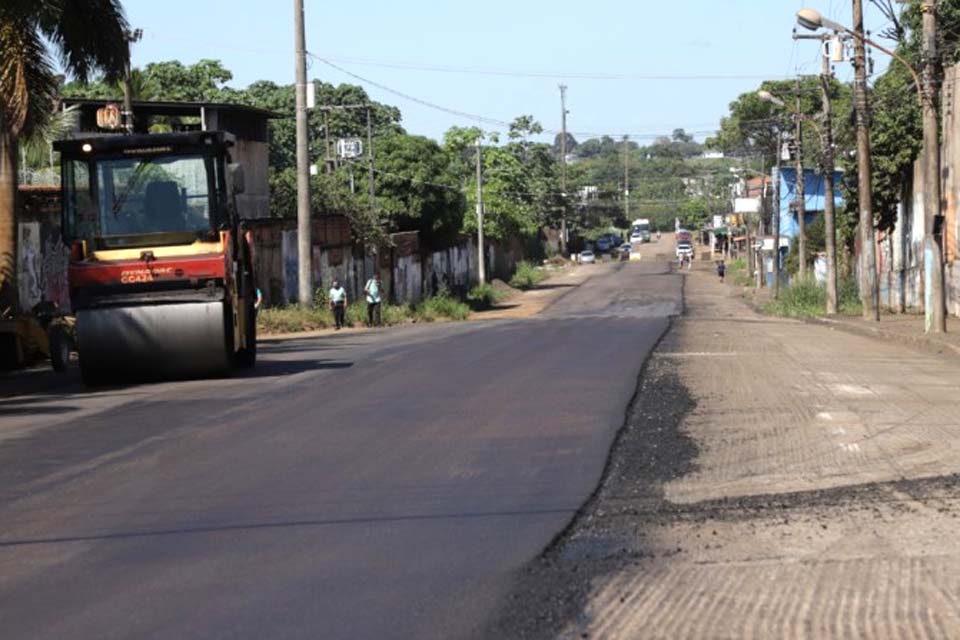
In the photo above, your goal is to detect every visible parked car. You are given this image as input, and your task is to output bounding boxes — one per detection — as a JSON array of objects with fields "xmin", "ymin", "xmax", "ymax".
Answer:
[
  {"xmin": 595, "ymin": 237, "xmax": 613, "ymax": 253},
  {"xmin": 580, "ymin": 250, "xmax": 596, "ymax": 264}
]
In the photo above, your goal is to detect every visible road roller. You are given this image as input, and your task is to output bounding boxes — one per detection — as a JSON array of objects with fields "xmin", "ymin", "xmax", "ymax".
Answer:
[{"xmin": 54, "ymin": 131, "xmax": 257, "ymax": 385}]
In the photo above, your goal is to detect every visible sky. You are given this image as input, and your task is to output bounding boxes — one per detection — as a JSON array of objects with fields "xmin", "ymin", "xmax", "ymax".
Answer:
[{"xmin": 122, "ymin": 0, "xmax": 893, "ymax": 144}]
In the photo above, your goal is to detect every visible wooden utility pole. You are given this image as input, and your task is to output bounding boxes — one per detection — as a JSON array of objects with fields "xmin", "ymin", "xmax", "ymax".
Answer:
[
  {"xmin": 476, "ymin": 137, "xmax": 486, "ymax": 286},
  {"xmin": 852, "ymin": 0, "xmax": 879, "ymax": 320},
  {"xmin": 622, "ymin": 135, "xmax": 630, "ymax": 221},
  {"xmin": 795, "ymin": 78, "xmax": 807, "ymax": 279},
  {"xmin": 293, "ymin": 0, "xmax": 313, "ymax": 305},
  {"xmin": 773, "ymin": 129, "xmax": 783, "ymax": 299},
  {"xmin": 921, "ymin": 0, "xmax": 946, "ymax": 332},
  {"xmin": 820, "ymin": 42, "xmax": 840, "ymax": 314},
  {"xmin": 559, "ymin": 84, "xmax": 568, "ymax": 255}
]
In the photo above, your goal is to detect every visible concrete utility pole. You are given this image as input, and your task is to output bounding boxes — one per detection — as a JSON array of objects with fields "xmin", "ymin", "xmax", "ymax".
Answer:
[
  {"xmin": 852, "ymin": 0, "xmax": 879, "ymax": 320},
  {"xmin": 921, "ymin": 0, "xmax": 946, "ymax": 333},
  {"xmin": 773, "ymin": 129, "xmax": 783, "ymax": 300},
  {"xmin": 559, "ymin": 84, "xmax": 568, "ymax": 255},
  {"xmin": 622, "ymin": 135, "xmax": 630, "ymax": 221},
  {"xmin": 293, "ymin": 0, "xmax": 312, "ymax": 305},
  {"xmin": 366, "ymin": 106, "xmax": 376, "ymax": 214},
  {"xmin": 475, "ymin": 137, "xmax": 486, "ymax": 286},
  {"xmin": 795, "ymin": 78, "xmax": 807, "ymax": 279},
  {"xmin": 122, "ymin": 28, "xmax": 142, "ymax": 134},
  {"xmin": 820, "ymin": 41, "xmax": 840, "ymax": 314}
]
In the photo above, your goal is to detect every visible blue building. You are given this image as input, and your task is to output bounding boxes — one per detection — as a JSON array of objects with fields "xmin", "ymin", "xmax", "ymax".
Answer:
[{"xmin": 778, "ymin": 167, "xmax": 845, "ymax": 240}]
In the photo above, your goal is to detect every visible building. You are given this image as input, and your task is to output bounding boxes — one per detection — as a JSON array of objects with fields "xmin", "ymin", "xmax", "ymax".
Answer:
[
  {"xmin": 778, "ymin": 167, "xmax": 845, "ymax": 241},
  {"xmin": 60, "ymin": 98, "xmax": 276, "ymax": 219}
]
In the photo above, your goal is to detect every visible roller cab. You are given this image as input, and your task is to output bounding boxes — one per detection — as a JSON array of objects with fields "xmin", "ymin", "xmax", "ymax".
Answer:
[{"xmin": 55, "ymin": 131, "xmax": 257, "ymax": 385}]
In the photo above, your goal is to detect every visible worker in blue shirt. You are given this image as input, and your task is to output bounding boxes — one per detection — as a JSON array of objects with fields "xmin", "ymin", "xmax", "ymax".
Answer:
[{"xmin": 364, "ymin": 272, "xmax": 382, "ymax": 327}]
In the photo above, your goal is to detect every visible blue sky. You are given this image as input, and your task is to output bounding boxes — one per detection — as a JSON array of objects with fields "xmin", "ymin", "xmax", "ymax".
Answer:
[{"xmin": 123, "ymin": 0, "xmax": 891, "ymax": 143}]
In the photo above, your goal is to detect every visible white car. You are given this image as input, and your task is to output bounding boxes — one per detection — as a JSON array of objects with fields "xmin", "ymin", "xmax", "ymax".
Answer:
[{"xmin": 580, "ymin": 250, "xmax": 596, "ymax": 264}]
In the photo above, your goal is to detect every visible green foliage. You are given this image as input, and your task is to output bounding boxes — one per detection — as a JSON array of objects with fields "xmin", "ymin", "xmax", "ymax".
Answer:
[
  {"xmin": 762, "ymin": 277, "xmax": 827, "ymax": 318},
  {"xmin": 763, "ymin": 275, "xmax": 862, "ymax": 318},
  {"xmin": 466, "ymin": 283, "xmax": 503, "ymax": 310},
  {"xmin": 417, "ymin": 294, "xmax": 470, "ymax": 322},
  {"xmin": 257, "ymin": 305, "xmax": 335, "ymax": 333},
  {"xmin": 509, "ymin": 261, "xmax": 546, "ymax": 290}
]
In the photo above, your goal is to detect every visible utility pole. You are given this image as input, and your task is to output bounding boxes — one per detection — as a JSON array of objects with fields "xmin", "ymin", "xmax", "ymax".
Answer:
[
  {"xmin": 476, "ymin": 137, "xmax": 486, "ymax": 286},
  {"xmin": 122, "ymin": 28, "xmax": 142, "ymax": 134},
  {"xmin": 293, "ymin": 0, "xmax": 312, "ymax": 305},
  {"xmin": 622, "ymin": 135, "xmax": 630, "ymax": 221},
  {"xmin": 820, "ymin": 39, "xmax": 840, "ymax": 314},
  {"xmin": 921, "ymin": 0, "xmax": 946, "ymax": 332},
  {"xmin": 852, "ymin": 0, "xmax": 879, "ymax": 320},
  {"xmin": 773, "ymin": 129, "xmax": 783, "ymax": 299},
  {"xmin": 795, "ymin": 78, "xmax": 807, "ymax": 279},
  {"xmin": 559, "ymin": 84, "xmax": 568, "ymax": 255},
  {"xmin": 366, "ymin": 105, "xmax": 376, "ymax": 215}
]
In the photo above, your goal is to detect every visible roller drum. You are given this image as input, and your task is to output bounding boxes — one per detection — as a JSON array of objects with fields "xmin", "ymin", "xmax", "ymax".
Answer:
[{"xmin": 77, "ymin": 302, "xmax": 230, "ymax": 380}]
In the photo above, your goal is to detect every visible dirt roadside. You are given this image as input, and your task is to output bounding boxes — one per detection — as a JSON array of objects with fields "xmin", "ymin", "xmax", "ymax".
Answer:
[
  {"xmin": 258, "ymin": 261, "xmax": 616, "ymax": 342},
  {"xmin": 490, "ymin": 262, "xmax": 960, "ymax": 639}
]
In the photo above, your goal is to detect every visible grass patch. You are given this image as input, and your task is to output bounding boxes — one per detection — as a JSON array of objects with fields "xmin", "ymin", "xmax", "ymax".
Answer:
[
  {"xmin": 763, "ymin": 276, "xmax": 863, "ymax": 318},
  {"xmin": 467, "ymin": 283, "xmax": 505, "ymax": 310},
  {"xmin": 258, "ymin": 301, "xmax": 414, "ymax": 334},
  {"xmin": 417, "ymin": 294, "xmax": 471, "ymax": 322},
  {"xmin": 509, "ymin": 261, "xmax": 546, "ymax": 290},
  {"xmin": 724, "ymin": 258, "xmax": 752, "ymax": 287}
]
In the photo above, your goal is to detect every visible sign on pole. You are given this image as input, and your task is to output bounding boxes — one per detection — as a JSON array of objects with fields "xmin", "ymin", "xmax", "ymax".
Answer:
[
  {"xmin": 96, "ymin": 104, "xmax": 123, "ymax": 130},
  {"xmin": 336, "ymin": 138, "xmax": 364, "ymax": 160}
]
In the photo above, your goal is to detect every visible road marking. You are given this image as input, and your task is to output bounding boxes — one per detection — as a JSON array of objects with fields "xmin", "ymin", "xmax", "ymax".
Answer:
[{"xmin": 658, "ymin": 352, "xmax": 739, "ymax": 358}]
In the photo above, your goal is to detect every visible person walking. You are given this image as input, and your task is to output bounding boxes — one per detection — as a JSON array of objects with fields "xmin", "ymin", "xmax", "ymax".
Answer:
[
  {"xmin": 329, "ymin": 278, "xmax": 347, "ymax": 330},
  {"xmin": 364, "ymin": 272, "xmax": 382, "ymax": 327},
  {"xmin": 717, "ymin": 260, "xmax": 726, "ymax": 283}
]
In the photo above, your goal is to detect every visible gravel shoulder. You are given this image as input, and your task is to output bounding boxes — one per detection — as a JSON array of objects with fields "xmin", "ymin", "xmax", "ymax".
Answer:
[{"xmin": 490, "ymin": 261, "xmax": 960, "ymax": 639}]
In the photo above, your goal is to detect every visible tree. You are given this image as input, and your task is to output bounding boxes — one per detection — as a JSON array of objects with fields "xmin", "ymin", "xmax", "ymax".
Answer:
[
  {"xmin": 0, "ymin": 0, "xmax": 129, "ymax": 308},
  {"xmin": 368, "ymin": 133, "xmax": 464, "ymax": 247}
]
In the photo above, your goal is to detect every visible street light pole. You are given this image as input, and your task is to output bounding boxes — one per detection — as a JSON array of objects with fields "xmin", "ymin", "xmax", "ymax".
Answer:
[
  {"xmin": 795, "ymin": 78, "xmax": 807, "ymax": 279},
  {"xmin": 293, "ymin": 0, "xmax": 313, "ymax": 306},
  {"xmin": 921, "ymin": 0, "xmax": 946, "ymax": 332},
  {"xmin": 559, "ymin": 85, "xmax": 568, "ymax": 256},
  {"xmin": 773, "ymin": 129, "xmax": 783, "ymax": 299},
  {"xmin": 476, "ymin": 137, "xmax": 486, "ymax": 286}
]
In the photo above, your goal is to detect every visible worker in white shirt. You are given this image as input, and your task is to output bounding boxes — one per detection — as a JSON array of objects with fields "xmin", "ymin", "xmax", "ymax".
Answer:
[{"xmin": 329, "ymin": 279, "xmax": 348, "ymax": 330}]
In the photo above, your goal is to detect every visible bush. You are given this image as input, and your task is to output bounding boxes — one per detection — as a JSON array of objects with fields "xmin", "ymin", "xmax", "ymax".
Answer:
[
  {"xmin": 762, "ymin": 277, "xmax": 826, "ymax": 318},
  {"xmin": 258, "ymin": 305, "xmax": 334, "ymax": 334},
  {"xmin": 417, "ymin": 294, "xmax": 470, "ymax": 322},
  {"xmin": 838, "ymin": 276, "xmax": 863, "ymax": 315},
  {"xmin": 467, "ymin": 283, "xmax": 503, "ymax": 310},
  {"xmin": 510, "ymin": 261, "xmax": 546, "ymax": 290}
]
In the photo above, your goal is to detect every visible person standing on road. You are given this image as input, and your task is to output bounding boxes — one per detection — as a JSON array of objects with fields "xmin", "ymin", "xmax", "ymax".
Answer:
[
  {"xmin": 717, "ymin": 260, "xmax": 726, "ymax": 283},
  {"xmin": 364, "ymin": 272, "xmax": 382, "ymax": 327},
  {"xmin": 329, "ymin": 279, "xmax": 347, "ymax": 330}
]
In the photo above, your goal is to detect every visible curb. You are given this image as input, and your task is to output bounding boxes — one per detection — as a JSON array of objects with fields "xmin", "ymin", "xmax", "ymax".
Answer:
[{"xmin": 805, "ymin": 315, "xmax": 960, "ymax": 358}]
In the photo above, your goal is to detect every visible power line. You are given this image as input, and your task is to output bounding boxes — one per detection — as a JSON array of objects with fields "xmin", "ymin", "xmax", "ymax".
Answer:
[{"xmin": 312, "ymin": 56, "xmax": 732, "ymax": 140}]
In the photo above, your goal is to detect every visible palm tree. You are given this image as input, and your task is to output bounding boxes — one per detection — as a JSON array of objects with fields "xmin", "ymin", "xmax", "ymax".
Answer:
[{"xmin": 0, "ymin": 0, "xmax": 129, "ymax": 310}]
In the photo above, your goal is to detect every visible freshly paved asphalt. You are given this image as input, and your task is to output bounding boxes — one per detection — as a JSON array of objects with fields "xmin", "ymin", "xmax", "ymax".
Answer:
[{"xmin": 0, "ymin": 258, "xmax": 681, "ymax": 639}]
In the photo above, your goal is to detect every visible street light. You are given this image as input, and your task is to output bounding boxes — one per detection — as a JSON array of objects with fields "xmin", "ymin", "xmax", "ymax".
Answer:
[
  {"xmin": 798, "ymin": 6, "xmax": 944, "ymax": 331},
  {"xmin": 796, "ymin": 9, "xmax": 922, "ymax": 104}
]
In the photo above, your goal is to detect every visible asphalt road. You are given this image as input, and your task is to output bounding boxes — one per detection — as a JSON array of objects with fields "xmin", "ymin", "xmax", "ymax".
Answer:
[{"xmin": 0, "ymin": 256, "xmax": 681, "ymax": 639}]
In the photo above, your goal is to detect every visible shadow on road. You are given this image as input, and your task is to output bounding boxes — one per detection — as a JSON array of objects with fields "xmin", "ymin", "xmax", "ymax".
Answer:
[{"xmin": 235, "ymin": 359, "xmax": 353, "ymax": 378}]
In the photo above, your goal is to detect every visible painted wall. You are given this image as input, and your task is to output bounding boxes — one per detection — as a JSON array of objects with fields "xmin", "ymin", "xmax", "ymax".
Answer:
[
  {"xmin": 16, "ymin": 187, "xmax": 70, "ymax": 313},
  {"xmin": 778, "ymin": 167, "xmax": 846, "ymax": 240}
]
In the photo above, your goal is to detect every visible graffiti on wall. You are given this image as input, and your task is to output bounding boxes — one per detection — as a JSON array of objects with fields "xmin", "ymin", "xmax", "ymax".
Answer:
[{"xmin": 17, "ymin": 222, "xmax": 71, "ymax": 313}]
